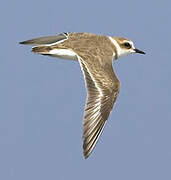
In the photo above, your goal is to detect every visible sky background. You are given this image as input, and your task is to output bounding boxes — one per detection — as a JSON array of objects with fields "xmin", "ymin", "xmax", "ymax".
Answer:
[{"xmin": 0, "ymin": 0, "xmax": 171, "ymax": 179}]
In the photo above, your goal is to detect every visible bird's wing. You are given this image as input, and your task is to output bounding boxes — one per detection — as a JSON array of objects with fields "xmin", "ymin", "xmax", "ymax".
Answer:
[
  {"xmin": 19, "ymin": 32, "xmax": 69, "ymax": 45},
  {"xmin": 77, "ymin": 55, "xmax": 120, "ymax": 158}
]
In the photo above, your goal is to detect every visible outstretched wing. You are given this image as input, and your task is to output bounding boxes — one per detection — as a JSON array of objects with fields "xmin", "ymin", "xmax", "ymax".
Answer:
[
  {"xmin": 19, "ymin": 33, "xmax": 69, "ymax": 45},
  {"xmin": 77, "ymin": 56, "xmax": 120, "ymax": 158}
]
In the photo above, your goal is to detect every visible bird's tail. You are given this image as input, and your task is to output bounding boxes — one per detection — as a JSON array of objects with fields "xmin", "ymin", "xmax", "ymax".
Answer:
[
  {"xmin": 31, "ymin": 46, "xmax": 52, "ymax": 54},
  {"xmin": 19, "ymin": 33, "xmax": 68, "ymax": 55}
]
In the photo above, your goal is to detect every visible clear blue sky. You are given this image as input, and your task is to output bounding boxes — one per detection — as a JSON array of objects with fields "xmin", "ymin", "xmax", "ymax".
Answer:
[{"xmin": 1, "ymin": 0, "xmax": 171, "ymax": 179}]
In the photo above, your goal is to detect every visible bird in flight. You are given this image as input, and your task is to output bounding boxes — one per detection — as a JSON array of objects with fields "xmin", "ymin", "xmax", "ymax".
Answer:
[{"xmin": 20, "ymin": 32, "xmax": 145, "ymax": 158}]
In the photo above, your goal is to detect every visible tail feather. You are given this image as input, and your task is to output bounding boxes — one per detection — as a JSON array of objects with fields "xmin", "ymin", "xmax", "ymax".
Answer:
[{"xmin": 32, "ymin": 46, "xmax": 52, "ymax": 54}]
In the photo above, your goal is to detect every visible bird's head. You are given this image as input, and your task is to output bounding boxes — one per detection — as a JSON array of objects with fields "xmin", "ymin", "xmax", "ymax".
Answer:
[{"xmin": 112, "ymin": 37, "xmax": 145, "ymax": 58}]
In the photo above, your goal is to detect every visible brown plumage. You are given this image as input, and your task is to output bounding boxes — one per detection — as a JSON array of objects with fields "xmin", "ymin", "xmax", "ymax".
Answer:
[{"xmin": 20, "ymin": 32, "xmax": 145, "ymax": 158}]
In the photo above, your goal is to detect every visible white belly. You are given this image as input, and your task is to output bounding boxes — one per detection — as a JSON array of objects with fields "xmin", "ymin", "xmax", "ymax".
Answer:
[{"xmin": 49, "ymin": 49, "xmax": 78, "ymax": 60}]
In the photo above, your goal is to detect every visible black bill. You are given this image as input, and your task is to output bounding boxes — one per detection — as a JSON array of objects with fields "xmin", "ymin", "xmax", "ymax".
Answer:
[{"xmin": 134, "ymin": 49, "xmax": 145, "ymax": 54}]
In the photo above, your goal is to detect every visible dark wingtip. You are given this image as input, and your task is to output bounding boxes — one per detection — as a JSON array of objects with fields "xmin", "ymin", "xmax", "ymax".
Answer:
[
  {"xmin": 84, "ymin": 153, "xmax": 89, "ymax": 159},
  {"xmin": 19, "ymin": 39, "xmax": 36, "ymax": 45},
  {"xmin": 19, "ymin": 41, "xmax": 27, "ymax": 45}
]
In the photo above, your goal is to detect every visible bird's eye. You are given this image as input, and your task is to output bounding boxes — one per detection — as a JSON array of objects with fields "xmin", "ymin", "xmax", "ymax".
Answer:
[{"xmin": 124, "ymin": 42, "xmax": 131, "ymax": 49}]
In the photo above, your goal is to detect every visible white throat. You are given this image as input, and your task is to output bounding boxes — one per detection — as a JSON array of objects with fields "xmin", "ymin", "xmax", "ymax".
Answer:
[{"xmin": 108, "ymin": 36, "xmax": 131, "ymax": 58}]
